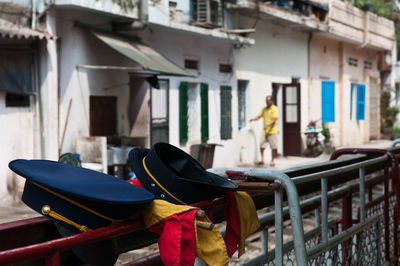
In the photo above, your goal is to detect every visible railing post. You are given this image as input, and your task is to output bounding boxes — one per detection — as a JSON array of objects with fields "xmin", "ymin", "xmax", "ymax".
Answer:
[
  {"xmin": 359, "ymin": 167, "xmax": 366, "ymax": 222},
  {"xmin": 384, "ymin": 166, "xmax": 390, "ymax": 262},
  {"xmin": 275, "ymin": 183, "xmax": 283, "ymax": 265},
  {"xmin": 315, "ymin": 207, "xmax": 320, "ymax": 228},
  {"xmin": 342, "ymin": 195, "xmax": 352, "ymax": 266},
  {"xmin": 261, "ymin": 226, "xmax": 268, "ymax": 256},
  {"xmin": 321, "ymin": 176, "xmax": 328, "ymax": 243},
  {"xmin": 208, "ymin": 168, "xmax": 308, "ymax": 265},
  {"xmin": 45, "ymin": 251, "xmax": 60, "ymax": 266}
]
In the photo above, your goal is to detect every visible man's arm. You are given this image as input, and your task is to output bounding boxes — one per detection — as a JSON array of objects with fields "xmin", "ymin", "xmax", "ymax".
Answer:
[
  {"xmin": 250, "ymin": 115, "xmax": 261, "ymax": 122},
  {"xmin": 264, "ymin": 117, "xmax": 277, "ymax": 130}
]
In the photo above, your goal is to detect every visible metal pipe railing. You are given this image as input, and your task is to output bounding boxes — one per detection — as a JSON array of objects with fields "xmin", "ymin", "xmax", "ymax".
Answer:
[
  {"xmin": 208, "ymin": 168, "xmax": 308, "ymax": 265},
  {"xmin": 1, "ymin": 144, "xmax": 399, "ymax": 265}
]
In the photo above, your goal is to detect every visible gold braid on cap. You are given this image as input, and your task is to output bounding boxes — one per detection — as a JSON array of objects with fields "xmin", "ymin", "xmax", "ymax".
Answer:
[
  {"xmin": 32, "ymin": 181, "xmax": 125, "ymax": 231},
  {"xmin": 142, "ymin": 156, "xmax": 187, "ymax": 205}
]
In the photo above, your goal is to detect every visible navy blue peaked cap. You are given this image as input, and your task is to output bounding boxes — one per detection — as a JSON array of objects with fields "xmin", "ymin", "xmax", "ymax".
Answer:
[
  {"xmin": 128, "ymin": 142, "xmax": 237, "ymax": 205},
  {"xmin": 9, "ymin": 159, "xmax": 154, "ymax": 231}
]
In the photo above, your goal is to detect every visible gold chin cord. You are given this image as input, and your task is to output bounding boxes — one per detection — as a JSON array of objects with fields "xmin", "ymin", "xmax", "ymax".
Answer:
[
  {"xmin": 41, "ymin": 205, "xmax": 90, "ymax": 232},
  {"xmin": 32, "ymin": 181, "xmax": 125, "ymax": 232}
]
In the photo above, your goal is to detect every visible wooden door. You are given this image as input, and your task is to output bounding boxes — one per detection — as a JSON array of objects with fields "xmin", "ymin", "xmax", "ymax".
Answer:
[
  {"xmin": 283, "ymin": 83, "xmax": 301, "ymax": 156},
  {"xmin": 90, "ymin": 96, "xmax": 117, "ymax": 136}
]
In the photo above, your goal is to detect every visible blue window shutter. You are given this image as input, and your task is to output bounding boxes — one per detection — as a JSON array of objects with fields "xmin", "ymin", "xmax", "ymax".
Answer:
[
  {"xmin": 321, "ymin": 81, "xmax": 335, "ymax": 123},
  {"xmin": 356, "ymin": 83, "xmax": 366, "ymax": 121}
]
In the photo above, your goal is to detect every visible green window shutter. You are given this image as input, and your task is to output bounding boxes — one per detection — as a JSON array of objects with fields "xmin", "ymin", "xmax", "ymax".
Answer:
[
  {"xmin": 220, "ymin": 86, "xmax": 232, "ymax": 140},
  {"xmin": 200, "ymin": 83, "xmax": 209, "ymax": 141},
  {"xmin": 179, "ymin": 82, "xmax": 188, "ymax": 143}
]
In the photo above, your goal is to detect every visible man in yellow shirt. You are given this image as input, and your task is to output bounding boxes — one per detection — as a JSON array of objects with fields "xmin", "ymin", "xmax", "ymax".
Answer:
[{"xmin": 250, "ymin": 96, "xmax": 278, "ymax": 166}]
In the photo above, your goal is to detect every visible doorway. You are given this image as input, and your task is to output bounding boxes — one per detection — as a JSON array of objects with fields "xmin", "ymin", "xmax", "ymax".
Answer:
[
  {"xmin": 90, "ymin": 96, "xmax": 117, "ymax": 136},
  {"xmin": 272, "ymin": 83, "xmax": 302, "ymax": 156},
  {"xmin": 150, "ymin": 79, "xmax": 169, "ymax": 146}
]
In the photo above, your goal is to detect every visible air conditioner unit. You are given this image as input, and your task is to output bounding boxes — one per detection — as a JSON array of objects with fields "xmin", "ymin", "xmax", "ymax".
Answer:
[
  {"xmin": 192, "ymin": 0, "xmax": 222, "ymax": 28},
  {"xmin": 378, "ymin": 50, "xmax": 392, "ymax": 72}
]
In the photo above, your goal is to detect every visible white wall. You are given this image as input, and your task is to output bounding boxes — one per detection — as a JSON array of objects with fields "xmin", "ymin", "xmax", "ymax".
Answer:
[
  {"xmin": 0, "ymin": 92, "xmax": 36, "ymax": 203},
  {"xmin": 234, "ymin": 16, "xmax": 309, "ymax": 161},
  {"xmin": 54, "ymin": 8, "xmax": 238, "ymax": 167},
  {"xmin": 55, "ymin": 10, "xmax": 141, "ymax": 154},
  {"xmin": 137, "ymin": 28, "xmax": 237, "ymax": 167},
  {"xmin": 310, "ymin": 34, "xmax": 380, "ymax": 147}
]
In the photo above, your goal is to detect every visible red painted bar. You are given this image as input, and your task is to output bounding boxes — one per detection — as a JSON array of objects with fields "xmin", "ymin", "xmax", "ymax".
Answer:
[
  {"xmin": 45, "ymin": 251, "xmax": 60, "ymax": 266},
  {"xmin": 384, "ymin": 166, "xmax": 390, "ymax": 262},
  {"xmin": 0, "ymin": 219, "xmax": 143, "ymax": 265}
]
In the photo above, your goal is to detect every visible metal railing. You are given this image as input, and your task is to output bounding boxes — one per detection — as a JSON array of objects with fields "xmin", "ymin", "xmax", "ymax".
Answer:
[
  {"xmin": 209, "ymin": 147, "xmax": 399, "ymax": 265},
  {"xmin": 0, "ymin": 144, "xmax": 399, "ymax": 265}
]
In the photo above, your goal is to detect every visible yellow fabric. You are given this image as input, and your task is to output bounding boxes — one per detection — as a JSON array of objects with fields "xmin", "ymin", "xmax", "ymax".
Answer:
[
  {"xmin": 235, "ymin": 192, "xmax": 260, "ymax": 256},
  {"xmin": 259, "ymin": 104, "xmax": 278, "ymax": 134},
  {"xmin": 141, "ymin": 200, "xmax": 229, "ymax": 266}
]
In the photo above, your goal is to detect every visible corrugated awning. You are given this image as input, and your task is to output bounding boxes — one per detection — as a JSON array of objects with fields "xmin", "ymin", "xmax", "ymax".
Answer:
[
  {"xmin": 91, "ymin": 30, "xmax": 192, "ymax": 77},
  {"xmin": 0, "ymin": 18, "xmax": 51, "ymax": 40}
]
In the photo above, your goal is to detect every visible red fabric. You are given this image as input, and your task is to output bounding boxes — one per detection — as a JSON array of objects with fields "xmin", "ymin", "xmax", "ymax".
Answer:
[
  {"xmin": 147, "ymin": 209, "xmax": 197, "ymax": 266},
  {"xmin": 127, "ymin": 179, "xmax": 144, "ymax": 188},
  {"xmin": 224, "ymin": 191, "xmax": 241, "ymax": 257}
]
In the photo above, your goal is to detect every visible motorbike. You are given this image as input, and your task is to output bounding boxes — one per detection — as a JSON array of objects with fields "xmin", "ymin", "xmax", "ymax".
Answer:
[{"xmin": 303, "ymin": 120, "xmax": 325, "ymax": 157}]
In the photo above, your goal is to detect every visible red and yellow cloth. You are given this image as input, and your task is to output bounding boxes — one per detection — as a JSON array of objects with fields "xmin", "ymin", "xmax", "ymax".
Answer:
[
  {"xmin": 140, "ymin": 200, "xmax": 228, "ymax": 266},
  {"xmin": 131, "ymin": 179, "xmax": 260, "ymax": 265},
  {"xmin": 224, "ymin": 191, "xmax": 260, "ymax": 257}
]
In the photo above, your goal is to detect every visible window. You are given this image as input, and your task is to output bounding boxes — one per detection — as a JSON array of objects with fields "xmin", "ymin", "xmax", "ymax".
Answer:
[
  {"xmin": 348, "ymin": 57, "xmax": 358, "ymax": 67},
  {"xmin": 179, "ymin": 82, "xmax": 189, "ymax": 143},
  {"xmin": 219, "ymin": 64, "xmax": 232, "ymax": 73},
  {"xmin": 5, "ymin": 93, "xmax": 30, "ymax": 107},
  {"xmin": 150, "ymin": 79, "xmax": 169, "ymax": 146},
  {"xmin": 238, "ymin": 80, "xmax": 248, "ymax": 129},
  {"xmin": 184, "ymin": 59, "xmax": 199, "ymax": 70},
  {"xmin": 364, "ymin": 61, "xmax": 373, "ymax": 69},
  {"xmin": 321, "ymin": 81, "xmax": 335, "ymax": 123},
  {"xmin": 0, "ymin": 49, "xmax": 34, "ymax": 95},
  {"xmin": 200, "ymin": 83, "xmax": 209, "ymax": 141},
  {"xmin": 220, "ymin": 86, "xmax": 232, "ymax": 140},
  {"xmin": 356, "ymin": 83, "xmax": 366, "ymax": 121}
]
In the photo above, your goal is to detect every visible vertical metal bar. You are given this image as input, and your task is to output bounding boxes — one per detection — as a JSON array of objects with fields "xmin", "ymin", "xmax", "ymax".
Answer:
[
  {"xmin": 321, "ymin": 176, "xmax": 328, "ymax": 243},
  {"xmin": 359, "ymin": 167, "xmax": 366, "ymax": 222},
  {"xmin": 368, "ymin": 186, "xmax": 373, "ymax": 202},
  {"xmin": 342, "ymin": 195, "xmax": 352, "ymax": 266},
  {"xmin": 261, "ymin": 226, "xmax": 268, "ymax": 255},
  {"xmin": 375, "ymin": 222, "xmax": 381, "ymax": 266},
  {"xmin": 393, "ymin": 206, "xmax": 399, "ymax": 266},
  {"xmin": 207, "ymin": 168, "xmax": 308, "ymax": 265},
  {"xmin": 45, "ymin": 251, "xmax": 60, "ymax": 266},
  {"xmin": 275, "ymin": 186, "xmax": 283, "ymax": 265},
  {"xmin": 384, "ymin": 166, "xmax": 390, "ymax": 263},
  {"xmin": 315, "ymin": 207, "xmax": 320, "ymax": 228}
]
